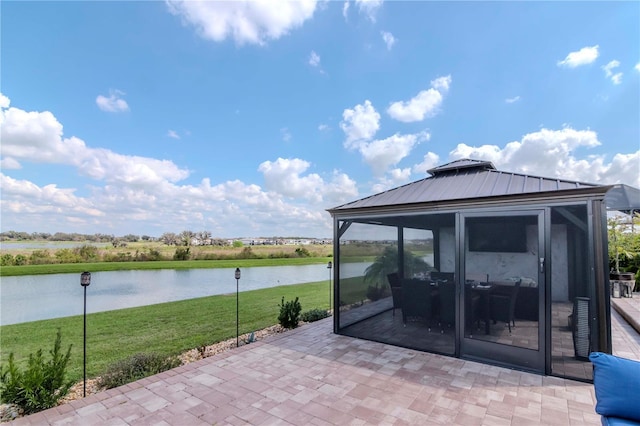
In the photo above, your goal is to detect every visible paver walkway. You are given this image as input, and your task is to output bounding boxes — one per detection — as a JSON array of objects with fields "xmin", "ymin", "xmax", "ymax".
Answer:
[{"xmin": 10, "ymin": 304, "xmax": 640, "ymax": 426}]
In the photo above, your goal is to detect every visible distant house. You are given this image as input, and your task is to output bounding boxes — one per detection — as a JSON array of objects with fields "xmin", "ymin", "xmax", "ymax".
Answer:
[{"xmin": 328, "ymin": 159, "xmax": 640, "ymax": 382}]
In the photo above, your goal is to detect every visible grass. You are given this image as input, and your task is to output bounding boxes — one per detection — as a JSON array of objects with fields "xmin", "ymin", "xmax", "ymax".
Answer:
[
  {"xmin": 0, "ymin": 280, "xmax": 332, "ymax": 382},
  {"xmin": 0, "ymin": 257, "xmax": 332, "ymax": 277}
]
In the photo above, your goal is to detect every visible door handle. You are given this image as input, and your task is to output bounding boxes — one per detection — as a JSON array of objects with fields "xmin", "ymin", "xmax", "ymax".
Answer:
[{"xmin": 539, "ymin": 257, "xmax": 545, "ymax": 274}]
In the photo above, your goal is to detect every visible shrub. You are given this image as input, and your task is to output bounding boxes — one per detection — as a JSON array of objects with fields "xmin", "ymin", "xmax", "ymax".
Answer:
[
  {"xmin": 278, "ymin": 297, "xmax": 301, "ymax": 329},
  {"xmin": 1, "ymin": 253, "xmax": 14, "ymax": 266},
  {"xmin": 173, "ymin": 247, "xmax": 190, "ymax": 260},
  {"xmin": 295, "ymin": 247, "xmax": 311, "ymax": 257},
  {"xmin": 75, "ymin": 244, "xmax": 99, "ymax": 262},
  {"xmin": 13, "ymin": 254, "xmax": 27, "ymax": 266},
  {"xmin": 0, "ymin": 329, "xmax": 73, "ymax": 414},
  {"xmin": 236, "ymin": 246, "xmax": 256, "ymax": 259},
  {"xmin": 300, "ymin": 308, "xmax": 329, "ymax": 322},
  {"xmin": 55, "ymin": 248, "xmax": 80, "ymax": 263},
  {"xmin": 28, "ymin": 250, "xmax": 52, "ymax": 265},
  {"xmin": 98, "ymin": 353, "xmax": 181, "ymax": 390}
]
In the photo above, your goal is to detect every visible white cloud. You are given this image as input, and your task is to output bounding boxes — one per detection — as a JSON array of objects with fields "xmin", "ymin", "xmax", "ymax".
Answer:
[
  {"xmin": 1, "ymin": 98, "xmax": 189, "ymax": 186},
  {"xmin": 340, "ymin": 100, "xmax": 380, "ymax": 148},
  {"xmin": 602, "ymin": 60, "xmax": 623, "ymax": 84},
  {"xmin": 257, "ymin": 158, "xmax": 358, "ymax": 205},
  {"xmin": 611, "ymin": 73, "xmax": 623, "ymax": 85},
  {"xmin": 0, "ymin": 95, "xmax": 354, "ymax": 237},
  {"xmin": 166, "ymin": 0, "xmax": 317, "ymax": 46},
  {"xmin": 557, "ymin": 45, "xmax": 599, "ymax": 68},
  {"xmin": 323, "ymin": 171, "xmax": 359, "ymax": 204},
  {"xmin": 96, "ymin": 90, "xmax": 129, "ymax": 113},
  {"xmin": 387, "ymin": 75, "xmax": 452, "ymax": 122},
  {"xmin": 309, "ymin": 50, "xmax": 320, "ymax": 67},
  {"xmin": 412, "ymin": 152, "xmax": 440, "ymax": 175},
  {"xmin": 505, "ymin": 96, "xmax": 521, "ymax": 104},
  {"xmin": 167, "ymin": 130, "xmax": 180, "ymax": 139},
  {"xmin": 358, "ymin": 131, "xmax": 429, "ymax": 176},
  {"xmin": 0, "ymin": 93, "xmax": 10, "ymax": 109},
  {"xmin": 636, "ymin": 63, "xmax": 640, "ymax": 72},
  {"xmin": 355, "ymin": 0, "xmax": 383, "ymax": 22},
  {"xmin": 342, "ymin": 1, "xmax": 350, "ymax": 20},
  {"xmin": 0, "ymin": 157, "xmax": 22, "ymax": 170},
  {"xmin": 259, "ymin": 158, "xmax": 323, "ymax": 201},
  {"xmin": 449, "ymin": 127, "xmax": 639, "ymax": 187},
  {"xmin": 341, "ymin": 98, "xmax": 432, "ymax": 176},
  {"xmin": 280, "ymin": 127, "xmax": 292, "ymax": 142},
  {"xmin": 381, "ymin": 31, "xmax": 396, "ymax": 50},
  {"xmin": 371, "ymin": 167, "xmax": 412, "ymax": 193},
  {"xmin": 318, "ymin": 124, "xmax": 329, "ymax": 131},
  {"xmin": 1, "ymin": 174, "xmax": 104, "ymax": 218}
]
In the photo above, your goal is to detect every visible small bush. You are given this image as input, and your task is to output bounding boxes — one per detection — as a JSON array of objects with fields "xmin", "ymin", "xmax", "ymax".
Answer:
[
  {"xmin": 28, "ymin": 250, "xmax": 53, "ymax": 265},
  {"xmin": 236, "ymin": 246, "xmax": 256, "ymax": 259},
  {"xmin": 0, "ymin": 329, "xmax": 73, "ymax": 414},
  {"xmin": 1, "ymin": 253, "xmax": 14, "ymax": 266},
  {"xmin": 98, "ymin": 353, "xmax": 181, "ymax": 390},
  {"xmin": 278, "ymin": 296, "xmax": 301, "ymax": 329},
  {"xmin": 300, "ymin": 309, "xmax": 329, "ymax": 322},
  {"xmin": 173, "ymin": 247, "xmax": 190, "ymax": 260},
  {"xmin": 295, "ymin": 247, "xmax": 311, "ymax": 257}
]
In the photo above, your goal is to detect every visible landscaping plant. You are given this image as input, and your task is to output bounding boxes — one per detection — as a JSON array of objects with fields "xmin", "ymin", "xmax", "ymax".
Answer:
[
  {"xmin": 278, "ymin": 296, "xmax": 302, "ymax": 329},
  {"xmin": 98, "ymin": 353, "xmax": 180, "ymax": 389},
  {"xmin": 300, "ymin": 308, "xmax": 329, "ymax": 323},
  {"xmin": 0, "ymin": 329, "xmax": 73, "ymax": 414}
]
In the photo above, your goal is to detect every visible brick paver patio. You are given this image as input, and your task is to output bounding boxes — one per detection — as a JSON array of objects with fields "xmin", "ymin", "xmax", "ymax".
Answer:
[{"xmin": 10, "ymin": 297, "xmax": 640, "ymax": 426}]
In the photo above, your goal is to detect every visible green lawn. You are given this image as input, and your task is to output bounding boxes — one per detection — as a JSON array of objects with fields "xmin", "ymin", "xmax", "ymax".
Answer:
[
  {"xmin": 0, "ymin": 280, "xmax": 332, "ymax": 382},
  {"xmin": 0, "ymin": 257, "xmax": 332, "ymax": 277}
]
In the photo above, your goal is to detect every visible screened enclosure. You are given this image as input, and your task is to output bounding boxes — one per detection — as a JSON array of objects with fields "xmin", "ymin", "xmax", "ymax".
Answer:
[{"xmin": 329, "ymin": 159, "xmax": 638, "ymax": 381}]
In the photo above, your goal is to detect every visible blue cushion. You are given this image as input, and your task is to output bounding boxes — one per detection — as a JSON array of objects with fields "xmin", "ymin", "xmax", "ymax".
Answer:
[
  {"xmin": 589, "ymin": 352, "xmax": 640, "ymax": 422},
  {"xmin": 602, "ymin": 416, "xmax": 640, "ymax": 426}
]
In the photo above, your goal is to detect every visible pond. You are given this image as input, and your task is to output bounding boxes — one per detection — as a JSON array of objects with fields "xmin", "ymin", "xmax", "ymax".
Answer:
[{"xmin": 0, "ymin": 263, "xmax": 369, "ymax": 326}]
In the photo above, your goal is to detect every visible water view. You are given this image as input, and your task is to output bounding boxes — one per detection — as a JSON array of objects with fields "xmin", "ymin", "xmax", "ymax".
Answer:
[{"xmin": 0, "ymin": 263, "xmax": 369, "ymax": 326}]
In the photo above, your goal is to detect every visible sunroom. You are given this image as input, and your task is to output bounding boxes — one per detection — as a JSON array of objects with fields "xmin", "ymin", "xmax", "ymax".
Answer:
[{"xmin": 327, "ymin": 159, "xmax": 639, "ymax": 381}]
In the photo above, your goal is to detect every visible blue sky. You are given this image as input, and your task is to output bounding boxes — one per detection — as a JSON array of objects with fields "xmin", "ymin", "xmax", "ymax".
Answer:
[{"xmin": 1, "ymin": 1, "xmax": 639, "ymax": 238}]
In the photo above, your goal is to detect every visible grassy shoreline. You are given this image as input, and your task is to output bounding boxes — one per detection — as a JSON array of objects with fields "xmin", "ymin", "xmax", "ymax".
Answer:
[
  {"xmin": 0, "ymin": 256, "xmax": 332, "ymax": 277},
  {"xmin": 0, "ymin": 280, "xmax": 334, "ymax": 382}
]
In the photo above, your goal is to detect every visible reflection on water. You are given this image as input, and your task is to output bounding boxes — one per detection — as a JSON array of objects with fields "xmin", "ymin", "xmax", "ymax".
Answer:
[{"xmin": 0, "ymin": 263, "xmax": 369, "ymax": 326}]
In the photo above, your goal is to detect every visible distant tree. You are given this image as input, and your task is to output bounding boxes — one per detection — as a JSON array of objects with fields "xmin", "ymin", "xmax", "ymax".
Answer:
[
  {"xmin": 160, "ymin": 232, "xmax": 178, "ymax": 246},
  {"xmin": 180, "ymin": 230, "xmax": 195, "ymax": 246},
  {"xmin": 122, "ymin": 234, "xmax": 139, "ymax": 243},
  {"xmin": 232, "ymin": 240, "xmax": 243, "ymax": 248},
  {"xmin": 196, "ymin": 231, "xmax": 211, "ymax": 245},
  {"xmin": 141, "ymin": 235, "xmax": 152, "ymax": 241}
]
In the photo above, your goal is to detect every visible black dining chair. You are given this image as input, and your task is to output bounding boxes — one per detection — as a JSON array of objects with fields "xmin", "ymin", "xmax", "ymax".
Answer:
[
  {"xmin": 401, "ymin": 279, "xmax": 434, "ymax": 329},
  {"xmin": 489, "ymin": 279, "xmax": 522, "ymax": 332},
  {"xmin": 437, "ymin": 281, "xmax": 456, "ymax": 333},
  {"xmin": 386, "ymin": 272, "xmax": 402, "ymax": 317}
]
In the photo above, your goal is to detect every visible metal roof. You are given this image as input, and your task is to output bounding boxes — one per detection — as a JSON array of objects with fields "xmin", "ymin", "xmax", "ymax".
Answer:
[
  {"xmin": 329, "ymin": 159, "xmax": 612, "ymax": 213},
  {"xmin": 604, "ymin": 184, "xmax": 640, "ymax": 212}
]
